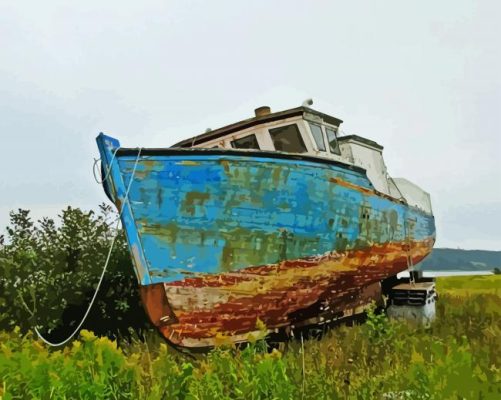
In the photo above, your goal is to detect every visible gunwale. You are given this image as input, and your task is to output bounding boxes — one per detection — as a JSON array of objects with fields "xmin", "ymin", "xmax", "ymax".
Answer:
[{"xmin": 114, "ymin": 147, "xmax": 424, "ymax": 211}]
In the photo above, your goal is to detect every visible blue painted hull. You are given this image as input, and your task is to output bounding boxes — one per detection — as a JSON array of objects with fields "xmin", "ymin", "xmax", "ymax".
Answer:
[{"xmin": 96, "ymin": 133, "xmax": 435, "ymax": 348}]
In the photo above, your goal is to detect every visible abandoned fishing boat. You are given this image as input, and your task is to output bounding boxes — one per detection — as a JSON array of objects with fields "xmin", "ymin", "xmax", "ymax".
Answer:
[{"xmin": 96, "ymin": 104, "xmax": 435, "ymax": 350}]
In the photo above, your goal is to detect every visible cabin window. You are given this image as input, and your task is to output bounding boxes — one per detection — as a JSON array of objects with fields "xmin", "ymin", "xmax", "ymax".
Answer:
[
  {"xmin": 309, "ymin": 123, "xmax": 326, "ymax": 151},
  {"xmin": 231, "ymin": 134, "xmax": 260, "ymax": 150},
  {"xmin": 269, "ymin": 124, "xmax": 307, "ymax": 153},
  {"xmin": 326, "ymin": 127, "xmax": 341, "ymax": 155}
]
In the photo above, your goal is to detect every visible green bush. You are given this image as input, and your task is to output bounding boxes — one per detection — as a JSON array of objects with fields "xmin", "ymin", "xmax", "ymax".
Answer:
[
  {"xmin": 0, "ymin": 329, "xmax": 138, "ymax": 399},
  {"xmin": 0, "ymin": 205, "xmax": 150, "ymax": 342}
]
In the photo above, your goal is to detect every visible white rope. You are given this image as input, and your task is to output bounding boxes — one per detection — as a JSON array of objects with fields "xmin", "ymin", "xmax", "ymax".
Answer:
[
  {"xmin": 301, "ymin": 332, "xmax": 306, "ymax": 400},
  {"xmin": 35, "ymin": 148, "xmax": 142, "ymax": 347},
  {"xmin": 92, "ymin": 147, "xmax": 121, "ymax": 185},
  {"xmin": 404, "ymin": 218, "xmax": 416, "ymax": 285}
]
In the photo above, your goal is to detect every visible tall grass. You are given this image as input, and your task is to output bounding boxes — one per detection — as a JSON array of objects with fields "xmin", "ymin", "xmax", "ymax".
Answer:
[{"xmin": 0, "ymin": 277, "xmax": 500, "ymax": 399}]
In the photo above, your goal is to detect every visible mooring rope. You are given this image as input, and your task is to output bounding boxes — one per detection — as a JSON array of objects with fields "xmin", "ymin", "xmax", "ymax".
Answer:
[
  {"xmin": 34, "ymin": 148, "xmax": 142, "ymax": 347},
  {"xmin": 404, "ymin": 218, "xmax": 416, "ymax": 285},
  {"xmin": 92, "ymin": 147, "xmax": 121, "ymax": 185}
]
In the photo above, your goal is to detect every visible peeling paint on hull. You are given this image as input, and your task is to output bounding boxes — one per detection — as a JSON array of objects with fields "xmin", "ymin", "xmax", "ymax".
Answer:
[
  {"xmin": 96, "ymin": 134, "xmax": 436, "ymax": 349},
  {"xmin": 143, "ymin": 239, "xmax": 433, "ymax": 348}
]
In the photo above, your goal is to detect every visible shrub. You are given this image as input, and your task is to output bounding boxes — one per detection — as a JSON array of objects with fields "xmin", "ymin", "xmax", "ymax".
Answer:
[{"xmin": 0, "ymin": 205, "xmax": 151, "ymax": 342}]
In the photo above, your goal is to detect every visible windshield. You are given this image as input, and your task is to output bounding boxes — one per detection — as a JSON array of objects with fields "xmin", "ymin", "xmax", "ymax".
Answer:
[
  {"xmin": 326, "ymin": 127, "xmax": 341, "ymax": 155},
  {"xmin": 269, "ymin": 124, "xmax": 308, "ymax": 153},
  {"xmin": 309, "ymin": 122, "xmax": 326, "ymax": 151}
]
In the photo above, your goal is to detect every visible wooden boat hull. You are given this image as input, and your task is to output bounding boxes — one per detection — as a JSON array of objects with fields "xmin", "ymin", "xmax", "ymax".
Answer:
[{"xmin": 96, "ymin": 134, "xmax": 435, "ymax": 350}]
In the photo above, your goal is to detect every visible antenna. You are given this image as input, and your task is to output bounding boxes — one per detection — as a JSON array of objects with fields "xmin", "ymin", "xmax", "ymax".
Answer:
[{"xmin": 302, "ymin": 98, "xmax": 313, "ymax": 107}]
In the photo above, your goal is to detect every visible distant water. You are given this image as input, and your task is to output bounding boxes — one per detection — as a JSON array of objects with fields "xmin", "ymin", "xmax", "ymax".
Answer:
[{"xmin": 397, "ymin": 270, "xmax": 494, "ymax": 278}]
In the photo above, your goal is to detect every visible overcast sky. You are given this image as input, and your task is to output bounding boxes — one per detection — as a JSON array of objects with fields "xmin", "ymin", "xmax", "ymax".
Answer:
[{"xmin": 1, "ymin": 1, "xmax": 500, "ymax": 250}]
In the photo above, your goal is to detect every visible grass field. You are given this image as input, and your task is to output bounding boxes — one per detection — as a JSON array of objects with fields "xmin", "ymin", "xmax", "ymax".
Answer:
[
  {"xmin": 436, "ymin": 274, "xmax": 501, "ymax": 295},
  {"xmin": 0, "ymin": 275, "xmax": 500, "ymax": 399}
]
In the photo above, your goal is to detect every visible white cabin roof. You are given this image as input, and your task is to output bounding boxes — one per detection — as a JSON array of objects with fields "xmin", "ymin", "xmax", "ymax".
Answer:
[{"xmin": 171, "ymin": 106, "xmax": 343, "ymax": 148}]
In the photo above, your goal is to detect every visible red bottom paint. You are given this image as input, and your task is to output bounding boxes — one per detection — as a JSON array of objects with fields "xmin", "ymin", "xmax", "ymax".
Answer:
[{"xmin": 140, "ymin": 239, "xmax": 433, "ymax": 349}]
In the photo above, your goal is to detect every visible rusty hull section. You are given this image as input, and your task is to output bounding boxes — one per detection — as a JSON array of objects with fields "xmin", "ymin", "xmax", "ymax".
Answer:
[{"xmin": 140, "ymin": 239, "xmax": 433, "ymax": 349}]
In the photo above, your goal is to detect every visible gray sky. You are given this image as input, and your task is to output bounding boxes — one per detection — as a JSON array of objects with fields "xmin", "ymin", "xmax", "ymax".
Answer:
[{"xmin": 1, "ymin": 0, "xmax": 500, "ymax": 250}]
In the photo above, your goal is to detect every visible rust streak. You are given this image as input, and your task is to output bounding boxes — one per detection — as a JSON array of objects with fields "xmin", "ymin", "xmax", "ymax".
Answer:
[{"xmin": 328, "ymin": 177, "xmax": 374, "ymax": 195}]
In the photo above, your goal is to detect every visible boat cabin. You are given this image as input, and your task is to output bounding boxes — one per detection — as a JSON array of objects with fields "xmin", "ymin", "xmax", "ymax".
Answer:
[{"xmin": 172, "ymin": 105, "xmax": 432, "ymax": 213}]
